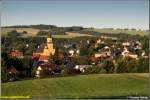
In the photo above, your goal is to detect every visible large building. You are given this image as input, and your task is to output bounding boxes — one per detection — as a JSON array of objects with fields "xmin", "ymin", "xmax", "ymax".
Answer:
[{"xmin": 33, "ymin": 34, "xmax": 55, "ymax": 62}]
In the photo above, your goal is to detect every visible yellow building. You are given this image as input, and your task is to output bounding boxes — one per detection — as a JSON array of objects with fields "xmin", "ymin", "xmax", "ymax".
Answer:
[
  {"xmin": 33, "ymin": 34, "xmax": 55, "ymax": 62},
  {"xmin": 41, "ymin": 36, "xmax": 55, "ymax": 56}
]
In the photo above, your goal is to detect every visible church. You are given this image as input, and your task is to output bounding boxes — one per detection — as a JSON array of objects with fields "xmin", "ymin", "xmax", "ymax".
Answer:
[{"xmin": 32, "ymin": 34, "xmax": 55, "ymax": 62}]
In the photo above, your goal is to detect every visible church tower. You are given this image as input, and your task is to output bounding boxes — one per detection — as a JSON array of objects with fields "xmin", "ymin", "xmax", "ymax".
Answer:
[{"xmin": 42, "ymin": 34, "xmax": 55, "ymax": 56}]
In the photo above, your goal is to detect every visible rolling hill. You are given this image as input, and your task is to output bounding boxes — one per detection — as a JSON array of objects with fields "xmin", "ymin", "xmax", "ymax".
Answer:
[
  {"xmin": 1, "ymin": 27, "xmax": 148, "ymax": 38},
  {"xmin": 1, "ymin": 73, "xmax": 148, "ymax": 99}
]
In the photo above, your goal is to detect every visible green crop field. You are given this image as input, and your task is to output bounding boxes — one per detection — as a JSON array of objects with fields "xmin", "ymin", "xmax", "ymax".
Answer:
[
  {"xmin": 92, "ymin": 28, "xmax": 148, "ymax": 36},
  {"xmin": 1, "ymin": 73, "xmax": 148, "ymax": 99}
]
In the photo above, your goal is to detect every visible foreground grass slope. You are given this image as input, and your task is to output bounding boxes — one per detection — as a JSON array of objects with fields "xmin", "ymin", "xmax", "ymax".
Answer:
[{"xmin": 1, "ymin": 73, "xmax": 148, "ymax": 98}]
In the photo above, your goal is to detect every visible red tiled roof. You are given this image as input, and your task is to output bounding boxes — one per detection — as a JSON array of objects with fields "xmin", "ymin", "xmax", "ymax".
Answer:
[
  {"xmin": 9, "ymin": 51, "xmax": 23, "ymax": 57},
  {"xmin": 5, "ymin": 67, "xmax": 19, "ymax": 74},
  {"xmin": 39, "ymin": 55, "xmax": 49, "ymax": 61}
]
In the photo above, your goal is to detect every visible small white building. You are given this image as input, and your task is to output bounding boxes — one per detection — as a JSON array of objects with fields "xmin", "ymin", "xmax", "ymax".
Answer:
[
  {"xmin": 75, "ymin": 65, "xmax": 93, "ymax": 72},
  {"xmin": 69, "ymin": 49, "xmax": 75, "ymax": 56},
  {"xmin": 96, "ymin": 39, "xmax": 101, "ymax": 44},
  {"xmin": 35, "ymin": 66, "xmax": 42, "ymax": 78},
  {"xmin": 76, "ymin": 49, "xmax": 80, "ymax": 54},
  {"xmin": 87, "ymin": 40, "xmax": 90, "ymax": 44},
  {"xmin": 122, "ymin": 42, "xmax": 130, "ymax": 47}
]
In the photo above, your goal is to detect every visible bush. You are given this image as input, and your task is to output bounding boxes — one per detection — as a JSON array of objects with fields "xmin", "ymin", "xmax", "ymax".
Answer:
[
  {"xmin": 7, "ymin": 30, "xmax": 22, "ymax": 37},
  {"xmin": 117, "ymin": 61, "xmax": 128, "ymax": 73},
  {"xmin": 1, "ymin": 72, "xmax": 11, "ymax": 82},
  {"xmin": 136, "ymin": 58, "xmax": 149, "ymax": 73},
  {"xmin": 84, "ymin": 67, "xmax": 106, "ymax": 74},
  {"xmin": 40, "ymin": 68, "xmax": 51, "ymax": 78},
  {"xmin": 117, "ymin": 57, "xmax": 149, "ymax": 73},
  {"xmin": 61, "ymin": 67, "xmax": 81, "ymax": 76},
  {"xmin": 1, "ymin": 71, "xmax": 20, "ymax": 82},
  {"xmin": 103, "ymin": 60, "xmax": 115, "ymax": 73},
  {"xmin": 37, "ymin": 31, "xmax": 48, "ymax": 36}
]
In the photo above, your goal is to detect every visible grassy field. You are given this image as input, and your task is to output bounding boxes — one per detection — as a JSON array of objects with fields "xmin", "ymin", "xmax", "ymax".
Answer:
[
  {"xmin": 1, "ymin": 73, "xmax": 148, "ymax": 99},
  {"xmin": 92, "ymin": 28, "xmax": 148, "ymax": 36}
]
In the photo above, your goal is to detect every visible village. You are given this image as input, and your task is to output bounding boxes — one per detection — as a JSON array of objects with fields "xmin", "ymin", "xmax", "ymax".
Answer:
[
  {"xmin": 1, "ymin": 0, "xmax": 149, "ymax": 98},
  {"xmin": 1, "ymin": 30, "xmax": 148, "ymax": 81}
]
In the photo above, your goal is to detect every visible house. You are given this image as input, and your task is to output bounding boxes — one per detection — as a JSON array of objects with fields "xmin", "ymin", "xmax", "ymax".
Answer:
[
  {"xmin": 74, "ymin": 65, "xmax": 93, "ymax": 72},
  {"xmin": 35, "ymin": 63, "xmax": 61, "ymax": 77},
  {"xmin": 104, "ymin": 46, "xmax": 110, "ymax": 50},
  {"xmin": 5, "ymin": 66, "xmax": 19, "ymax": 74},
  {"xmin": 121, "ymin": 47, "xmax": 129, "ymax": 57},
  {"xmin": 121, "ymin": 47, "xmax": 138, "ymax": 59},
  {"xmin": 141, "ymin": 51, "xmax": 148, "ymax": 58},
  {"xmin": 64, "ymin": 44, "xmax": 72, "ymax": 48},
  {"xmin": 113, "ymin": 48, "xmax": 122, "ymax": 56},
  {"xmin": 35, "ymin": 66, "xmax": 42, "ymax": 78},
  {"xmin": 87, "ymin": 40, "xmax": 90, "ymax": 44},
  {"xmin": 68, "ymin": 49, "xmax": 80, "ymax": 57},
  {"xmin": 96, "ymin": 39, "xmax": 101, "ymax": 44},
  {"xmin": 68, "ymin": 49, "xmax": 75, "ymax": 57},
  {"xmin": 26, "ymin": 44, "xmax": 29, "ymax": 48},
  {"xmin": 9, "ymin": 50, "xmax": 24, "ymax": 58},
  {"xmin": 94, "ymin": 51, "xmax": 111, "ymax": 58},
  {"xmin": 134, "ymin": 41, "xmax": 142, "ymax": 50},
  {"xmin": 65, "ymin": 62, "xmax": 76, "ymax": 68},
  {"xmin": 32, "ymin": 34, "xmax": 55, "ymax": 62},
  {"xmin": 95, "ymin": 46, "xmax": 111, "ymax": 58},
  {"xmin": 122, "ymin": 42, "xmax": 130, "ymax": 47}
]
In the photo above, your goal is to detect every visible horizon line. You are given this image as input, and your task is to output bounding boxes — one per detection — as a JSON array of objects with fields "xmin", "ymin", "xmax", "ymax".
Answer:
[{"xmin": 1, "ymin": 24, "xmax": 148, "ymax": 31}]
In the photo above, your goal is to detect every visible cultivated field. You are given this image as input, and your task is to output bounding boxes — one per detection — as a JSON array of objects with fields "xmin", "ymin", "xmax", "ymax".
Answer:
[
  {"xmin": 52, "ymin": 32, "xmax": 92, "ymax": 38},
  {"xmin": 92, "ymin": 28, "xmax": 148, "ymax": 36},
  {"xmin": 1, "ymin": 73, "xmax": 148, "ymax": 99}
]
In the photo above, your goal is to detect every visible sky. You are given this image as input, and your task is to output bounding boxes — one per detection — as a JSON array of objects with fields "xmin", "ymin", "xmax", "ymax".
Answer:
[{"xmin": 1, "ymin": 0, "xmax": 149, "ymax": 30}]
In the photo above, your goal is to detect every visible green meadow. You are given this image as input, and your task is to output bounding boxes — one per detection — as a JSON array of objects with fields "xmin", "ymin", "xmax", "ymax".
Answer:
[
  {"xmin": 1, "ymin": 73, "xmax": 148, "ymax": 99},
  {"xmin": 92, "ymin": 28, "xmax": 148, "ymax": 36}
]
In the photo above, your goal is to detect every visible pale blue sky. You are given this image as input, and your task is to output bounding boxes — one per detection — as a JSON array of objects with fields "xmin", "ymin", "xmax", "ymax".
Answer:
[{"xmin": 1, "ymin": 0, "xmax": 149, "ymax": 30}]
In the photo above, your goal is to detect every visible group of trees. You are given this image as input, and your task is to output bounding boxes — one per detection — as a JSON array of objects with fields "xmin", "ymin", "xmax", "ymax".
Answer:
[
  {"xmin": 1, "ymin": 52, "xmax": 34, "ymax": 82},
  {"xmin": 7, "ymin": 30, "xmax": 28, "ymax": 37},
  {"xmin": 116, "ymin": 57, "xmax": 148, "ymax": 73}
]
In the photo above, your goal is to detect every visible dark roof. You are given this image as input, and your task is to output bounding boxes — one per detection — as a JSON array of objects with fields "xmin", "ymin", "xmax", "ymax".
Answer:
[
  {"xmin": 65, "ymin": 62, "xmax": 76, "ymax": 68},
  {"xmin": 36, "ymin": 43, "xmax": 45, "ymax": 53}
]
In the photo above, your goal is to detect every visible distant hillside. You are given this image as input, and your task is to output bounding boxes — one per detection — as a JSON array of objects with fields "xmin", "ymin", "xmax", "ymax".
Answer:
[
  {"xmin": 1, "ymin": 25, "xmax": 85, "ymax": 37},
  {"xmin": 86, "ymin": 28, "xmax": 148, "ymax": 36},
  {"xmin": 1, "ymin": 25, "xmax": 148, "ymax": 37}
]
